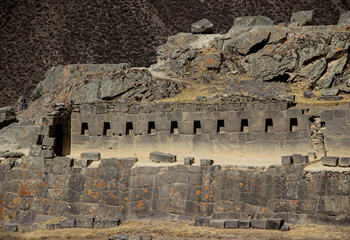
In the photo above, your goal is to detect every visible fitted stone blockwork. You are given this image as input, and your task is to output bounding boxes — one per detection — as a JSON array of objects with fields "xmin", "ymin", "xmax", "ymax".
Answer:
[{"xmin": 322, "ymin": 156, "xmax": 339, "ymax": 167}]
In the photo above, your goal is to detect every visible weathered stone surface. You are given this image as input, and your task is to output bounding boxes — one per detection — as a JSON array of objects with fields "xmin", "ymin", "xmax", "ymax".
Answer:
[
  {"xmin": 209, "ymin": 220, "xmax": 225, "ymax": 228},
  {"xmin": 200, "ymin": 159, "xmax": 214, "ymax": 166},
  {"xmin": 5, "ymin": 151, "xmax": 25, "ymax": 158},
  {"xmin": 150, "ymin": 152, "xmax": 176, "ymax": 163},
  {"xmin": 42, "ymin": 137, "xmax": 56, "ymax": 147},
  {"xmin": 3, "ymin": 224, "xmax": 18, "ymax": 232},
  {"xmin": 239, "ymin": 220, "xmax": 251, "ymax": 229},
  {"xmin": 0, "ymin": 106, "xmax": 16, "ymax": 129},
  {"xmin": 231, "ymin": 16, "xmax": 274, "ymax": 29},
  {"xmin": 108, "ymin": 234, "xmax": 129, "ymax": 240},
  {"xmin": 60, "ymin": 220, "xmax": 76, "ymax": 228},
  {"xmin": 317, "ymin": 96, "xmax": 343, "ymax": 101},
  {"xmin": 191, "ymin": 18, "xmax": 214, "ymax": 34},
  {"xmin": 339, "ymin": 157, "xmax": 350, "ymax": 167},
  {"xmin": 42, "ymin": 150, "xmax": 54, "ymax": 158},
  {"xmin": 338, "ymin": 11, "xmax": 350, "ymax": 24},
  {"xmin": 81, "ymin": 152, "xmax": 101, "ymax": 161},
  {"xmin": 94, "ymin": 218, "xmax": 121, "ymax": 228},
  {"xmin": 321, "ymin": 89, "xmax": 339, "ymax": 96},
  {"xmin": 224, "ymin": 219, "xmax": 239, "ymax": 229},
  {"xmin": 195, "ymin": 216, "xmax": 210, "ymax": 226},
  {"xmin": 281, "ymin": 156, "xmax": 293, "ymax": 165},
  {"xmin": 267, "ymin": 219, "xmax": 284, "ymax": 230},
  {"xmin": 76, "ymin": 219, "xmax": 94, "ymax": 228},
  {"xmin": 47, "ymin": 223, "xmax": 60, "ymax": 230},
  {"xmin": 290, "ymin": 11, "xmax": 313, "ymax": 26},
  {"xmin": 322, "ymin": 156, "xmax": 339, "ymax": 167},
  {"xmin": 205, "ymin": 53, "xmax": 221, "ymax": 68},
  {"xmin": 184, "ymin": 157, "xmax": 194, "ymax": 165},
  {"xmin": 281, "ymin": 224, "xmax": 290, "ymax": 231},
  {"xmin": 251, "ymin": 219, "xmax": 267, "ymax": 229}
]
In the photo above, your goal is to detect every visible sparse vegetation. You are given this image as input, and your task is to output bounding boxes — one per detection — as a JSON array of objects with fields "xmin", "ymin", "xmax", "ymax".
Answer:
[{"xmin": 30, "ymin": 84, "xmax": 43, "ymax": 102}]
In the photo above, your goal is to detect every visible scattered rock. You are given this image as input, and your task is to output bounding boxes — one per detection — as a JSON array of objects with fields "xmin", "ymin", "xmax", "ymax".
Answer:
[
  {"xmin": 290, "ymin": 11, "xmax": 313, "ymax": 26},
  {"xmin": 17, "ymin": 96, "xmax": 28, "ymax": 111},
  {"xmin": 0, "ymin": 106, "xmax": 16, "ymax": 129},
  {"xmin": 303, "ymin": 90, "xmax": 316, "ymax": 98},
  {"xmin": 338, "ymin": 11, "xmax": 350, "ymax": 25},
  {"xmin": 205, "ymin": 53, "xmax": 221, "ymax": 68},
  {"xmin": 191, "ymin": 18, "xmax": 213, "ymax": 34},
  {"xmin": 4, "ymin": 151, "xmax": 25, "ymax": 158},
  {"xmin": 321, "ymin": 89, "xmax": 339, "ymax": 96},
  {"xmin": 281, "ymin": 224, "xmax": 290, "ymax": 231}
]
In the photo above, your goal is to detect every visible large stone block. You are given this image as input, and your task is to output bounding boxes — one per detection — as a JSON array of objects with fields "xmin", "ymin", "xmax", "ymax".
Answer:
[
  {"xmin": 60, "ymin": 220, "xmax": 76, "ymax": 228},
  {"xmin": 149, "ymin": 152, "xmax": 176, "ymax": 163},
  {"xmin": 94, "ymin": 218, "xmax": 121, "ymax": 228},
  {"xmin": 267, "ymin": 219, "xmax": 284, "ymax": 230},
  {"xmin": 195, "ymin": 216, "xmax": 210, "ymax": 226},
  {"xmin": 191, "ymin": 18, "xmax": 213, "ymax": 34},
  {"xmin": 200, "ymin": 159, "xmax": 214, "ymax": 166},
  {"xmin": 89, "ymin": 122, "xmax": 104, "ymax": 136},
  {"xmin": 155, "ymin": 119, "xmax": 170, "ymax": 132},
  {"xmin": 225, "ymin": 119, "xmax": 241, "ymax": 132},
  {"xmin": 322, "ymin": 156, "xmax": 339, "ymax": 167},
  {"xmin": 249, "ymin": 118, "xmax": 265, "ymax": 132},
  {"xmin": 47, "ymin": 223, "xmax": 60, "ymax": 230},
  {"xmin": 81, "ymin": 152, "xmax": 101, "ymax": 161},
  {"xmin": 191, "ymin": 134, "xmax": 213, "ymax": 156},
  {"xmin": 202, "ymin": 119, "xmax": 216, "ymax": 134},
  {"xmin": 239, "ymin": 220, "xmax": 251, "ymax": 229},
  {"xmin": 76, "ymin": 218, "xmax": 94, "ymax": 228},
  {"xmin": 3, "ymin": 224, "xmax": 18, "ymax": 232},
  {"xmin": 184, "ymin": 157, "xmax": 194, "ymax": 165},
  {"xmin": 224, "ymin": 219, "xmax": 239, "ymax": 229},
  {"xmin": 42, "ymin": 150, "xmax": 55, "ymax": 158},
  {"xmin": 251, "ymin": 219, "xmax": 267, "ymax": 229},
  {"xmin": 178, "ymin": 121, "xmax": 194, "ymax": 134},
  {"xmin": 339, "ymin": 157, "xmax": 350, "ymax": 167},
  {"xmin": 134, "ymin": 121, "xmax": 147, "ymax": 135},
  {"xmin": 209, "ymin": 220, "xmax": 225, "ymax": 228},
  {"xmin": 42, "ymin": 137, "xmax": 56, "ymax": 147},
  {"xmin": 281, "ymin": 156, "xmax": 293, "ymax": 165}
]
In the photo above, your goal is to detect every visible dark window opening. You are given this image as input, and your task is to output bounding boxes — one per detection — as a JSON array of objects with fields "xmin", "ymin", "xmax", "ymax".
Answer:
[
  {"xmin": 290, "ymin": 118, "xmax": 298, "ymax": 132},
  {"xmin": 126, "ymin": 122, "xmax": 133, "ymax": 135},
  {"xmin": 241, "ymin": 119, "xmax": 249, "ymax": 132},
  {"xmin": 148, "ymin": 121, "xmax": 156, "ymax": 134},
  {"xmin": 265, "ymin": 119, "xmax": 273, "ymax": 132},
  {"xmin": 81, "ymin": 123, "xmax": 88, "ymax": 135},
  {"xmin": 55, "ymin": 124, "xmax": 64, "ymax": 156},
  {"xmin": 217, "ymin": 120, "xmax": 225, "ymax": 133},
  {"xmin": 194, "ymin": 121, "xmax": 201, "ymax": 134},
  {"xmin": 171, "ymin": 121, "xmax": 178, "ymax": 134},
  {"xmin": 103, "ymin": 122, "xmax": 111, "ymax": 136}
]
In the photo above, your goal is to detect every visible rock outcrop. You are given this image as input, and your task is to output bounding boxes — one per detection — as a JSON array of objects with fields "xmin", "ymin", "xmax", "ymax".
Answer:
[{"xmin": 151, "ymin": 21, "xmax": 350, "ymax": 92}]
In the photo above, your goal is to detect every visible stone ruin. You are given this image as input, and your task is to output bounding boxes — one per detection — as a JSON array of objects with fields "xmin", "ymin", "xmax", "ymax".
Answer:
[{"xmin": 2, "ymin": 11, "xmax": 350, "ymax": 234}]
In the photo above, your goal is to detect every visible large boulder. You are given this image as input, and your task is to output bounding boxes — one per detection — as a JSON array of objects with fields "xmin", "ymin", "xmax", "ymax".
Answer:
[
  {"xmin": 191, "ymin": 18, "xmax": 214, "ymax": 34},
  {"xmin": 290, "ymin": 11, "xmax": 313, "ymax": 26},
  {"xmin": 338, "ymin": 11, "xmax": 350, "ymax": 25},
  {"xmin": 0, "ymin": 107, "xmax": 16, "ymax": 129}
]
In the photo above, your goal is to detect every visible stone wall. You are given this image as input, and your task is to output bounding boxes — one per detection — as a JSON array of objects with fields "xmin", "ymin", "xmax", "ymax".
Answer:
[
  {"xmin": 69, "ymin": 101, "xmax": 312, "ymax": 158},
  {"xmin": 1, "ymin": 156, "xmax": 350, "ymax": 226}
]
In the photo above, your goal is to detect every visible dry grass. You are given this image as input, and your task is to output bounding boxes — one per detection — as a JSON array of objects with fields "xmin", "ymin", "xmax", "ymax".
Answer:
[{"xmin": 1, "ymin": 220, "xmax": 350, "ymax": 240}]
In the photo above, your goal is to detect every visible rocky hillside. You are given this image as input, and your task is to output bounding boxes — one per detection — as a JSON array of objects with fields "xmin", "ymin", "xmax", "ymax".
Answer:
[{"xmin": 0, "ymin": 0, "xmax": 348, "ymax": 107}]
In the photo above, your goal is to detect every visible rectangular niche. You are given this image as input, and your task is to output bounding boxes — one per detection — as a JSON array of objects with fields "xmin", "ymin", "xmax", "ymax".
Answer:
[
  {"xmin": 217, "ymin": 120, "xmax": 225, "ymax": 133},
  {"xmin": 126, "ymin": 122, "xmax": 134, "ymax": 135},
  {"xmin": 103, "ymin": 122, "xmax": 111, "ymax": 136},
  {"xmin": 194, "ymin": 120, "xmax": 201, "ymax": 134},
  {"xmin": 241, "ymin": 119, "xmax": 249, "ymax": 132},
  {"xmin": 171, "ymin": 121, "xmax": 179, "ymax": 134},
  {"xmin": 265, "ymin": 118, "xmax": 273, "ymax": 132},
  {"xmin": 290, "ymin": 118, "xmax": 298, "ymax": 132},
  {"xmin": 148, "ymin": 121, "xmax": 156, "ymax": 135},
  {"xmin": 81, "ymin": 123, "xmax": 88, "ymax": 135}
]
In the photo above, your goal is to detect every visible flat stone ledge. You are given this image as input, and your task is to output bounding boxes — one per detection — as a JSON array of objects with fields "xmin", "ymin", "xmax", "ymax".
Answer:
[
  {"xmin": 150, "ymin": 152, "xmax": 176, "ymax": 163},
  {"xmin": 322, "ymin": 156, "xmax": 339, "ymax": 167},
  {"xmin": 81, "ymin": 152, "xmax": 101, "ymax": 161}
]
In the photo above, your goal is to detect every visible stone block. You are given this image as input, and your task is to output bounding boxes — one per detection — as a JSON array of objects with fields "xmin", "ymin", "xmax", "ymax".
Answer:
[
  {"xmin": 195, "ymin": 216, "xmax": 210, "ymax": 226},
  {"xmin": 29, "ymin": 145, "xmax": 42, "ymax": 157},
  {"xmin": 184, "ymin": 157, "xmax": 194, "ymax": 165},
  {"xmin": 292, "ymin": 154, "xmax": 302, "ymax": 163},
  {"xmin": 200, "ymin": 159, "xmax": 214, "ymax": 166},
  {"xmin": 5, "ymin": 151, "xmax": 25, "ymax": 158},
  {"xmin": 184, "ymin": 104, "xmax": 197, "ymax": 112},
  {"xmin": 224, "ymin": 219, "xmax": 239, "ymax": 229},
  {"xmin": 251, "ymin": 219, "xmax": 267, "ymax": 229},
  {"xmin": 155, "ymin": 119, "xmax": 170, "ymax": 132},
  {"xmin": 150, "ymin": 152, "xmax": 176, "ymax": 163},
  {"xmin": 281, "ymin": 224, "xmax": 290, "ymax": 231},
  {"xmin": 308, "ymin": 152, "xmax": 316, "ymax": 160},
  {"xmin": 267, "ymin": 219, "xmax": 284, "ymax": 230},
  {"xmin": 202, "ymin": 119, "xmax": 216, "ymax": 134},
  {"xmin": 81, "ymin": 152, "xmax": 101, "ymax": 161},
  {"xmin": 278, "ymin": 102, "xmax": 288, "ymax": 111},
  {"xmin": 42, "ymin": 137, "xmax": 56, "ymax": 147},
  {"xmin": 42, "ymin": 150, "xmax": 55, "ymax": 158},
  {"xmin": 3, "ymin": 224, "xmax": 18, "ymax": 232},
  {"xmin": 320, "ymin": 110, "xmax": 334, "ymax": 122},
  {"xmin": 281, "ymin": 156, "xmax": 293, "ymax": 165},
  {"xmin": 178, "ymin": 121, "xmax": 194, "ymax": 134},
  {"xmin": 209, "ymin": 220, "xmax": 225, "ymax": 229},
  {"xmin": 167, "ymin": 112, "xmax": 182, "ymax": 121},
  {"xmin": 47, "ymin": 223, "xmax": 60, "ymax": 230},
  {"xmin": 191, "ymin": 18, "xmax": 213, "ymax": 34},
  {"xmin": 94, "ymin": 218, "xmax": 121, "ymax": 228},
  {"xmin": 89, "ymin": 122, "xmax": 104, "ymax": 136},
  {"xmin": 317, "ymin": 96, "xmax": 343, "ymax": 101},
  {"xmin": 339, "ymin": 157, "xmax": 350, "ymax": 167},
  {"xmin": 76, "ymin": 218, "xmax": 94, "ymax": 228},
  {"xmin": 322, "ymin": 156, "xmax": 339, "ymax": 167},
  {"xmin": 74, "ymin": 159, "xmax": 92, "ymax": 168},
  {"xmin": 239, "ymin": 220, "xmax": 251, "ymax": 229},
  {"xmin": 60, "ymin": 220, "xmax": 76, "ymax": 228},
  {"xmin": 108, "ymin": 234, "xmax": 129, "ymax": 240},
  {"xmin": 225, "ymin": 119, "xmax": 241, "ymax": 132}
]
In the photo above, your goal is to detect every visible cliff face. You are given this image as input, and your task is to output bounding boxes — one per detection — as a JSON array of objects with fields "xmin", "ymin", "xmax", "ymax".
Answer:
[{"xmin": 0, "ymin": 0, "xmax": 347, "ymax": 107}]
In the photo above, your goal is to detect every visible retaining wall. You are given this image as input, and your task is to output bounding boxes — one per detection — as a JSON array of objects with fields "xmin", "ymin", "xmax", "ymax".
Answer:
[{"xmin": 1, "ymin": 156, "xmax": 350, "ymax": 226}]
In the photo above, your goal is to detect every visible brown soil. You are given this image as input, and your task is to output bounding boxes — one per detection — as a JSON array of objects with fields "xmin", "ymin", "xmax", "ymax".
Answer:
[
  {"xmin": 0, "ymin": 0, "xmax": 345, "ymax": 107},
  {"xmin": 1, "ymin": 220, "xmax": 350, "ymax": 240}
]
